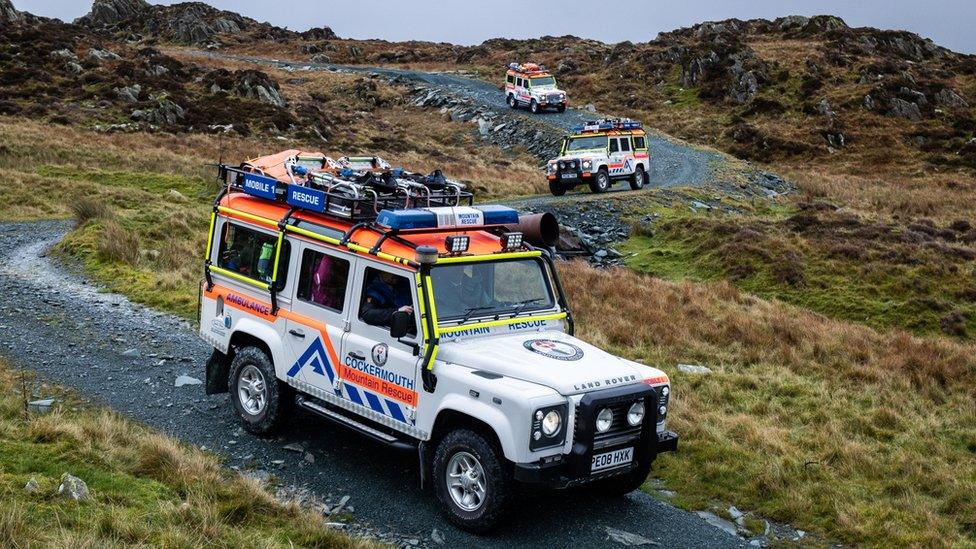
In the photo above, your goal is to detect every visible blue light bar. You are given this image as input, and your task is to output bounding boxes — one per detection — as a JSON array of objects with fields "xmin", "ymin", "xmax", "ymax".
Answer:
[{"xmin": 376, "ymin": 205, "xmax": 519, "ymax": 231}]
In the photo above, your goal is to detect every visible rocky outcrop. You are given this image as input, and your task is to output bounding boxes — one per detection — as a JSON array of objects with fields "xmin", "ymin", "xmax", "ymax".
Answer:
[
  {"xmin": 0, "ymin": 0, "xmax": 23, "ymax": 25},
  {"xmin": 76, "ymin": 0, "xmax": 148, "ymax": 26},
  {"xmin": 75, "ymin": 0, "xmax": 316, "ymax": 45},
  {"xmin": 203, "ymin": 69, "xmax": 285, "ymax": 107}
]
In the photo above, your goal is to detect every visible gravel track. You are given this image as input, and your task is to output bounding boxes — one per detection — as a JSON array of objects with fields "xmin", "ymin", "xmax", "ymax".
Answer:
[
  {"xmin": 198, "ymin": 51, "xmax": 722, "ymax": 192},
  {"xmin": 0, "ymin": 220, "xmax": 743, "ymax": 548}
]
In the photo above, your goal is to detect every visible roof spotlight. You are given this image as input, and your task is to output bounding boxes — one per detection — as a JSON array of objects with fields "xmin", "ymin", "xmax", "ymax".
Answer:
[
  {"xmin": 445, "ymin": 235, "xmax": 470, "ymax": 255},
  {"xmin": 500, "ymin": 232, "xmax": 524, "ymax": 251}
]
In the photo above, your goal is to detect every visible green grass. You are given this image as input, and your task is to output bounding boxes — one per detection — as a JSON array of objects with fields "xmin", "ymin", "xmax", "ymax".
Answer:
[
  {"xmin": 620, "ymin": 206, "xmax": 976, "ymax": 338},
  {"xmin": 0, "ymin": 362, "xmax": 373, "ymax": 548}
]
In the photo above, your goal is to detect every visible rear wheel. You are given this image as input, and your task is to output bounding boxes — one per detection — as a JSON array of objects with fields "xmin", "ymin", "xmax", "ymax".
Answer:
[
  {"xmin": 589, "ymin": 168, "xmax": 610, "ymax": 193},
  {"xmin": 630, "ymin": 165, "xmax": 646, "ymax": 190},
  {"xmin": 549, "ymin": 180, "xmax": 567, "ymax": 196},
  {"xmin": 433, "ymin": 429, "xmax": 511, "ymax": 533},
  {"xmin": 530, "ymin": 99, "xmax": 540, "ymax": 114},
  {"xmin": 229, "ymin": 346, "xmax": 288, "ymax": 435},
  {"xmin": 507, "ymin": 94, "xmax": 517, "ymax": 109}
]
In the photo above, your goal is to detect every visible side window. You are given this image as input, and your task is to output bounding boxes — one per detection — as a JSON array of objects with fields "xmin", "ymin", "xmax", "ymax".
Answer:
[
  {"xmin": 217, "ymin": 222, "xmax": 289, "ymax": 288},
  {"xmin": 620, "ymin": 138, "xmax": 631, "ymax": 152},
  {"xmin": 297, "ymin": 248, "xmax": 351, "ymax": 312},
  {"xmin": 359, "ymin": 267, "xmax": 416, "ymax": 334},
  {"xmin": 609, "ymin": 138, "xmax": 620, "ymax": 153},
  {"xmin": 633, "ymin": 136, "xmax": 647, "ymax": 150},
  {"xmin": 506, "ymin": 74, "xmax": 514, "ymax": 84},
  {"xmin": 516, "ymin": 77, "xmax": 523, "ymax": 87}
]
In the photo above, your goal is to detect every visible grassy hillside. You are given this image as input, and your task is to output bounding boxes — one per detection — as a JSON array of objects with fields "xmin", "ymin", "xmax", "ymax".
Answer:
[{"xmin": 0, "ymin": 359, "xmax": 374, "ymax": 548}]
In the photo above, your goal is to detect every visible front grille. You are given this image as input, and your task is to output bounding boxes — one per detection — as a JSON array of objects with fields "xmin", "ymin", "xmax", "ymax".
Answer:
[{"xmin": 574, "ymin": 397, "xmax": 644, "ymax": 450}]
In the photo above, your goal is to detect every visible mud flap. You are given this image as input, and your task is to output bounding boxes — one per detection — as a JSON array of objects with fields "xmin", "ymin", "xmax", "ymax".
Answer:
[
  {"xmin": 418, "ymin": 441, "xmax": 430, "ymax": 490},
  {"xmin": 205, "ymin": 349, "xmax": 230, "ymax": 395}
]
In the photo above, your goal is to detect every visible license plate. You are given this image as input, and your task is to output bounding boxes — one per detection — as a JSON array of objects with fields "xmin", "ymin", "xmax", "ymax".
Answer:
[
  {"xmin": 591, "ymin": 447, "xmax": 633, "ymax": 472},
  {"xmin": 560, "ymin": 173, "xmax": 576, "ymax": 179}
]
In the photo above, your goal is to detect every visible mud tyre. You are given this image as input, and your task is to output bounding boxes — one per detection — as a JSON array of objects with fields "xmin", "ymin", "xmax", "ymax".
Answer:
[
  {"xmin": 589, "ymin": 168, "xmax": 611, "ymax": 193},
  {"xmin": 549, "ymin": 180, "xmax": 567, "ymax": 196},
  {"xmin": 433, "ymin": 429, "xmax": 511, "ymax": 533},
  {"xmin": 556, "ymin": 104, "xmax": 566, "ymax": 113},
  {"xmin": 507, "ymin": 94, "xmax": 518, "ymax": 109},
  {"xmin": 630, "ymin": 165, "xmax": 646, "ymax": 190},
  {"xmin": 530, "ymin": 99, "xmax": 540, "ymax": 114},
  {"xmin": 229, "ymin": 346, "xmax": 288, "ymax": 436}
]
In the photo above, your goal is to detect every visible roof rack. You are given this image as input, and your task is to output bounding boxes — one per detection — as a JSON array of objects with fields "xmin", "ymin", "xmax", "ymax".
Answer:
[
  {"xmin": 218, "ymin": 156, "xmax": 473, "ymax": 223},
  {"xmin": 506, "ymin": 62, "xmax": 549, "ymax": 74},
  {"xmin": 572, "ymin": 118, "xmax": 643, "ymax": 134}
]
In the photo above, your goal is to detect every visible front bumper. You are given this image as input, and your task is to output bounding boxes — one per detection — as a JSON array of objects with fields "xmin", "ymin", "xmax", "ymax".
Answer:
[{"xmin": 514, "ymin": 430, "xmax": 679, "ymax": 487}]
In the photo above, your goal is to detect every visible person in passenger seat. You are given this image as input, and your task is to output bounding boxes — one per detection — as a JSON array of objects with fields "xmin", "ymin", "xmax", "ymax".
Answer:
[
  {"xmin": 311, "ymin": 254, "xmax": 339, "ymax": 308},
  {"xmin": 361, "ymin": 270, "xmax": 414, "ymax": 329}
]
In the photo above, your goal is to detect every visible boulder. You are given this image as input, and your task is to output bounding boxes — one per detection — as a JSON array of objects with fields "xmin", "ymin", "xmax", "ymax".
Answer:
[
  {"xmin": 88, "ymin": 48, "xmax": 121, "ymax": 62},
  {"xmin": 57, "ymin": 473, "xmax": 91, "ymax": 502},
  {"xmin": 935, "ymin": 88, "xmax": 969, "ymax": 108},
  {"xmin": 817, "ymin": 98, "xmax": 835, "ymax": 117},
  {"xmin": 131, "ymin": 98, "xmax": 185, "ymax": 125},
  {"xmin": 887, "ymin": 97, "xmax": 922, "ymax": 121},
  {"xmin": 113, "ymin": 84, "xmax": 141, "ymax": 103}
]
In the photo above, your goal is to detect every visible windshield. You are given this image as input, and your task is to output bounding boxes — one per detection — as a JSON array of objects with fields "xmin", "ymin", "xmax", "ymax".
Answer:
[
  {"xmin": 431, "ymin": 259, "xmax": 555, "ymax": 321},
  {"xmin": 530, "ymin": 76, "xmax": 556, "ymax": 87},
  {"xmin": 566, "ymin": 135, "xmax": 608, "ymax": 152}
]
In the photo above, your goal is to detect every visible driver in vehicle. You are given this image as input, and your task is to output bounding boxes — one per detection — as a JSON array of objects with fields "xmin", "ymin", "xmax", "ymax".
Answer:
[{"xmin": 361, "ymin": 270, "xmax": 414, "ymax": 328}]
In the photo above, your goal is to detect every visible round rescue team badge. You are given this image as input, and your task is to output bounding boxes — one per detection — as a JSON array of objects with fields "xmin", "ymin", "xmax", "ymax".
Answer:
[
  {"xmin": 371, "ymin": 343, "xmax": 389, "ymax": 366},
  {"xmin": 523, "ymin": 339, "xmax": 584, "ymax": 361}
]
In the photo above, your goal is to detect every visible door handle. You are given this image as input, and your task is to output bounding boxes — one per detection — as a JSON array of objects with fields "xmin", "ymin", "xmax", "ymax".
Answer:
[
  {"xmin": 348, "ymin": 351, "xmax": 365, "ymax": 361},
  {"xmin": 288, "ymin": 329, "xmax": 305, "ymax": 338}
]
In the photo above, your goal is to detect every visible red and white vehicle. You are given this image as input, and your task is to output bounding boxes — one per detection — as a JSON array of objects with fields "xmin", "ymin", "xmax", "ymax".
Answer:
[
  {"xmin": 504, "ymin": 63, "xmax": 567, "ymax": 114},
  {"xmin": 546, "ymin": 119, "xmax": 651, "ymax": 196}
]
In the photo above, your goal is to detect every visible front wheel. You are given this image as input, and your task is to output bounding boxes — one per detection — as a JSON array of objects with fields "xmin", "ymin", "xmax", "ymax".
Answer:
[
  {"xmin": 433, "ymin": 429, "xmax": 511, "ymax": 533},
  {"xmin": 589, "ymin": 168, "xmax": 610, "ymax": 193},
  {"xmin": 549, "ymin": 180, "xmax": 567, "ymax": 196},
  {"xmin": 556, "ymin": 104, "xmax": 566, "ymax": 113},
  {"xmin": 630, "ymin": 165, "xmax": 646, "ymax": 190},
  {"xmin": 507, "ymin": 94, "xmax": 518, "ymax": 109},
  {"xmin": 229, "ymin": 346, "xmax": 288, "ymax": 435},
  {"xmin": 530, "ymin": 99, "xmax": 539, "ymax": 114}
]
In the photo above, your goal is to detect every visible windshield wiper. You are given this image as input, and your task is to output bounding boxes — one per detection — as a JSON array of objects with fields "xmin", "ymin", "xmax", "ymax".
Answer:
[
  {"xmin": 459, "ymin": 305, "xmax": 496, "ymax": 324},
  {"xmin": 508, "ymin": 298, "xmax": 544, "ymax": 317}
]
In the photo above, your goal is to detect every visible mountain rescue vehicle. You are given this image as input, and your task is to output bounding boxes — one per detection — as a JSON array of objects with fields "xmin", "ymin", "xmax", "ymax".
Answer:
[
  {"xmin": 198, "ymin": 149, "xmax": 677, "ymax": 532},
  {"xmin": 546, "ymin": 118, "xmax": 651, "ymax": 196},
  {"xmin": 504, "ymin": 63, "xmax": 568, "ymax": 113}
]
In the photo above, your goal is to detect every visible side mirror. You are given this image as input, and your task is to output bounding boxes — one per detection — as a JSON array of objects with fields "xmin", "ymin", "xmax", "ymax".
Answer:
[{"xmin": 390, "ymin": 310, "xmax": 412, "ymax": 339}]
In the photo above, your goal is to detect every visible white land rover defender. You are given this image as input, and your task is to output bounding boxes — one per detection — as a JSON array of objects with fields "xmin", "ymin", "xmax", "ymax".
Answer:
[
  {"xmin": 199, "ymin": 150, "xmax": 677, "ymax": 532},
  {"xmin": 504, "ymin": 63, "xmax": 568, "ymax": 113},
  {"xmin": 546, "ymin": 119, "xmax": 651, "ymax": 196}
]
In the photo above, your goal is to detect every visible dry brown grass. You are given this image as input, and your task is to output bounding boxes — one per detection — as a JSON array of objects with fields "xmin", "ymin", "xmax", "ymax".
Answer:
[
  {"xmin": 558, "ymin": 260, "xmax": 976, "ymax": 546},
  {"xmin": 0, "ymin": 358, "xmax": 377, "ymax": 548}
]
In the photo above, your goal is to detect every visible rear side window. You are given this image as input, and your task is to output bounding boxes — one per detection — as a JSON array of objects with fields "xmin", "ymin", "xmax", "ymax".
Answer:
[
  {"xmin": 633, "ymin": 136, "xmax": 647, "ymax": 150},
  {"xmin": 609, "ymin": 139, "xmax": 620, "ymax": 153},
  {"xmin": 506, "ymin": 74, "xmax": 515, "ymax": 84},
  {"xmin": 620, "ymin": 138, "xmax": 631, "ymax": 152},
  {"xmin": 217, "ymin": 222, "xmax": 289, "ymax": 288},
  {"xmin": 297, "ymin": 248, "xmax": 351, "ymax": 312}
]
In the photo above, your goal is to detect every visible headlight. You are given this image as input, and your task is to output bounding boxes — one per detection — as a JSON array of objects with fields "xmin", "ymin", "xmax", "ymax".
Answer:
[
  {"xmin": 582, "ymin": 160, "xmax": 592, "ymax": 169},
  {"xmin": 627, "ymin": 402, "xmax": 645, "ymax": 426},
  {"xmin": 659, "ymin": 405, "xmax": 667, "ymax": 416},
  {"xmin": 541, "ymin": 410, "xmax": 561, "ymax": 436},
  {"xmin": 595, "ymin": 407, "xmax": 613, "ymax": 433},
  {"xmin": 547, "ymin": 163, "xmax": 556, "ymax": 174}
]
